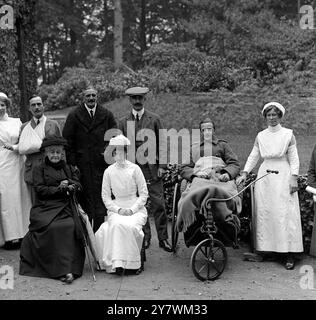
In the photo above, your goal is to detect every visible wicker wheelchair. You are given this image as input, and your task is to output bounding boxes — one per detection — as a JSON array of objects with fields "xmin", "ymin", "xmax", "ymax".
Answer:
[{"xmin": 171, "ymin": 169, "xmax": 278, "ymax": 281}]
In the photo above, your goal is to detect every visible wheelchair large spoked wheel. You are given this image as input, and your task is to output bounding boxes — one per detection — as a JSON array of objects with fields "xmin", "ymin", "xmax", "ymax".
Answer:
[
  {"xmin": 171, "ymin": 182, "xmax": 180, "ymax": 253},
  {"xmin": 190, "ymin": 238, "xmax": 227, "ymax": 281}
]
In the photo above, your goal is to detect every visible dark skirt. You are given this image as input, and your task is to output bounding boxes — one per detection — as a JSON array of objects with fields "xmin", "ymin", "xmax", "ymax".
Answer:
[{"xmin": 19, "ymin": 207, "xmax": 85, "ymax": 279}]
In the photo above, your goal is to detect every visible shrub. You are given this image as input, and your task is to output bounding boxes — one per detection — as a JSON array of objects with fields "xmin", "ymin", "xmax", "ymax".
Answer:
[
  {"xmin": 168, "ymin": 57, "xmax": 230, "ymax": 92},
  {"xmin": 38, "ymin": 64, "xmax": 152, "ymax": 111},
  {"xmin": 143, "ymin": 41, "xmax": 207, "ymax": 69}
]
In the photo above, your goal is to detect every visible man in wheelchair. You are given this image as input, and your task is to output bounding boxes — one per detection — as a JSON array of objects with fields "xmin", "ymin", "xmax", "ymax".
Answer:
[{"xmin": 176, "ymin": 118, "xmax": 241, "ymax": 247}]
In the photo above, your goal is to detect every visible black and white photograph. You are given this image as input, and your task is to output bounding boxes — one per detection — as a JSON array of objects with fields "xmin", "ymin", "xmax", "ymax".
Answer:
[{"xmin": 0, "ymin": 0, "xmax": 316, "ymax": 307}]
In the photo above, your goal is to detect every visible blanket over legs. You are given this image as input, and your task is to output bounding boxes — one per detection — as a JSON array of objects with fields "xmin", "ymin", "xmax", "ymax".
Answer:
[{"xmin": 176, "ymin": 177, "xmax": 241, "ymax": 233}]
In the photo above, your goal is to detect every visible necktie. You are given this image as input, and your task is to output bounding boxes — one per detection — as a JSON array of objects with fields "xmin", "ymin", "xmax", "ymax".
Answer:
[
  {"xmin": 36, "ymin": 119, "xmax": 40, "ymax": 126},
  {"xmin": 90, "ymin": 110, "xmax": 94, "ymax": 119},
  {"xmin": 136, "ymin": 114, "xmax": 140, "ymax": 122}
]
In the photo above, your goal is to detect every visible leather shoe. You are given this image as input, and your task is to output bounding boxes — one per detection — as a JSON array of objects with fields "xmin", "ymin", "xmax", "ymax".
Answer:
[
  {"xmin": 144, "ymin": 239, "xmax": 151, "ymax": 249},
  {"xmin": 115, "ymin": 267, "xmax": 124, "ymax": 276},
  {"xmin": 285, "ymin": 257, "xmax": 295, "ymax": 270},
  {"xmin": 3, "ymin": 240, "xmax": 21, "ymax": 250},
  {"xmin": 159, "ymin": 240, "xmax": 172, "ymax": 252},
  {"xmin": 135, "ymin": 266, "xmax": 144, "ymax": 275},
  {"xmin": 65, "ymin": 273, "xmax": 74, "ymax": 284}
]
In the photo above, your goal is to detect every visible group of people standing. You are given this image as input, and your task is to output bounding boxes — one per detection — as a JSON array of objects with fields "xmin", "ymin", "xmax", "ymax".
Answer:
[
  {"xmin": 0, "ymin": 86, "xmax": 172, "ymax": 283},
  {"xmin": 0, "ymin": 86, "xmax": 315, "ymax": 284}
]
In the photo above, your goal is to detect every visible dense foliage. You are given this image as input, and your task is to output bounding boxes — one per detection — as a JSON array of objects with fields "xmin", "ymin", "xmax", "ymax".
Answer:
[
  {"xmin": 33, "ymin": 0, "xmax": 315, "ymax": 84},
  {"xmin": 0, "ymin": 0, "xmax": 37, "ymax": 118}
]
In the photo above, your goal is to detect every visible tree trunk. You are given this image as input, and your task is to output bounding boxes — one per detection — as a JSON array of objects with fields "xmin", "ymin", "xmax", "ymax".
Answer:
[
  {"xmin": 46, "ymin": 42, "xmax": 51, "ymax": 84},
  {"xmin": 69, "ymin": 0, "xmax": 77, "ymax": 67},
  {"xmin": 140, "ymin": 0, "xmax": 146, "ymax": 55},
  {"xmin": 39, "ymin": 40, "xmax": 47, "ymax": 84},
  {"xmin": 114, "ymin": 0, "xmax": 123, "ymax": 68},
  {"xmin": 103, "ymin": 0, "xmax": 111, "ymax": 58},
  {"xmin": 16, "ymin": 17, "xmax": 28, "ymax": 122}
]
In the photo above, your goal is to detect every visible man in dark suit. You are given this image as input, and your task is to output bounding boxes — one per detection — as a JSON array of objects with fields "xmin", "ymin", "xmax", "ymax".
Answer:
[
  {"xmin": 62, "ymin": 87, "xmax": 117, "ymax": 232},
  {"xmin": 20, "ymin": 95, "xmax": 61, "ymax": 203},
  {"xmin": 119, "ymin": 87, "xmax": 172, "ymax": 252}
]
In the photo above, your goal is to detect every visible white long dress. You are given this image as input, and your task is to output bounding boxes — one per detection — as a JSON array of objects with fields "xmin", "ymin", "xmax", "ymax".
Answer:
[
  {"xmin": 95, "ymin": 160, "xmax": 148, "ymax": 273},
  {"xmin": 0, "ymin": 114, "xmax": 31, "ymax": 245},
  {"xmin": 244, "ymin": 124, "xmax": 303, "ymax": 253}
]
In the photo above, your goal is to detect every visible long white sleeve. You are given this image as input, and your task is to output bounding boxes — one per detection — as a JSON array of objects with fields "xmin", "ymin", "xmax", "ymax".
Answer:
[
  {"xmin": 130, "ymin": 165, "xmax": 148, "ymax": 214},
  {"xmin": 243, "ymin": 141, "xmax": 260, "ymax": 174},
  {"xmin": 287, "ymin": 143, "xmax": 299, "ymax": 176},
  {"xmin": 101, "ymin": 170, "xmax": 120, "ymax": 213}
]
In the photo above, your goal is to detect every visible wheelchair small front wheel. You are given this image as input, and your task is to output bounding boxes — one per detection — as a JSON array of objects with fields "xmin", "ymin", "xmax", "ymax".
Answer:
[{"xmin": 190, "ymin": 238, "xmax": 227, "ymax": 281}]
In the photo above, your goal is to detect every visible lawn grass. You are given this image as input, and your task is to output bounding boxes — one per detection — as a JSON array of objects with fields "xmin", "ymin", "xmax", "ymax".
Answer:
[
  {"xmin": 47, "ymin": 93, "xmax": 316, "ymax": 175},
  {"xmin": 221, "ymin": 134, "xmax": 315, "ymax": 175}
]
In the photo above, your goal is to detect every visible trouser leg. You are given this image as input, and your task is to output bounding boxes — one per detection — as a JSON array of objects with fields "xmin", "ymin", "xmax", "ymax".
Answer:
[
  {"xmin": 148, "ymin": 179, "xmax": 168, "ymax": 241},
  {"xmin": 143, "ymin": 218, "xmax": 151, "ymax": 242}
]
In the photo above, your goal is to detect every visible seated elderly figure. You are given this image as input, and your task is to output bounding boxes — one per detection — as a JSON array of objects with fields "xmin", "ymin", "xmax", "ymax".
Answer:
[
  {"xmin": 19, "ymin": 136, "xmax": 85, "ymax": 284},
  {"xmin": 177, "ymin": 118, "xmax": 241, "ymax": 239}
]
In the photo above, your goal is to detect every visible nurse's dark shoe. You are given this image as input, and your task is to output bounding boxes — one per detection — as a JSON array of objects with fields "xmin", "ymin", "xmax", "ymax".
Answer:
[{"xmin": 285, "ymin": 257, "xmax": 295, "ymax": 270}]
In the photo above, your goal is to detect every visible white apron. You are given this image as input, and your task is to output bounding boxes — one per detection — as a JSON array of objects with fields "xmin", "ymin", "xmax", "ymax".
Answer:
[
  {"xmin": 0, "ymin": 115, "xmax": 31, "ymax": 244},
  {"xmin": 254, "ymin": 127, "xmax": 303, "ymax": 252}
]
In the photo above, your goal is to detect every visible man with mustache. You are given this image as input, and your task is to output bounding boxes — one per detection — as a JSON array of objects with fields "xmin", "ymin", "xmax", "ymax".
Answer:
[
  {"xmin": 63, "ymin": 87, "xmax": 117, "ymax": 232},
  {"xmin": 19, "ymin": 95, "xmax": 61, "ymax": 204},
  {"xmin": 118, "ymin": 87, "xmax": 172, "ymax": 252}
]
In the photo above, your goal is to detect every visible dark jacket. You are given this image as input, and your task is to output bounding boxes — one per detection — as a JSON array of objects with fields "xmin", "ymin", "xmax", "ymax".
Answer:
[
  {"xmin": 118, "ymin": 109, "xmax": 167, "ymax": 181},
  {"xmin": 29, "ymin": 160, "xmax": 81, "ymax": 232},
  {"xmin": 21, "ymin": 118, "xmax": 61, "ymax": 184},
  {"xmin": 180, "ymin": 136, "xmax": 240, "ymax": 181},
  {"xmin": 62, "ymin": 103, "xmax": 117, "ymax": 219}
]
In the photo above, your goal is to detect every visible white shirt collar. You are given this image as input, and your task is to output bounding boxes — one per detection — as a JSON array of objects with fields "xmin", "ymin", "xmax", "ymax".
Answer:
[
  {"xmin": 33, "ymin": 115, "xmax": 45, "ymax": 123},
  {"xmin": 85, "ymin": 104, "xmax": 97, "ymax": 116},
  {"xmin": 132, "ymin": 108, "xmax": 144, "ymax": 120}
]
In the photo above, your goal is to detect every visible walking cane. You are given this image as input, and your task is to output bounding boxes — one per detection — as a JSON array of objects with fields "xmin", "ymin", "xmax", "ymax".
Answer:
[{"xmin": 70, "ymin": 191, "xmax": 97, "ymax": 282}]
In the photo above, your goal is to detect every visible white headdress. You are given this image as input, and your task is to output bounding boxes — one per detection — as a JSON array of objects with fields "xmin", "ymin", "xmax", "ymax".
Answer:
[
  {"xmin": 109, "ymin": 134, "xmax": 131, "ymax": 146},
  {"xmin": 262, "ymin": 102, "xmax": 285, "ymax": 117},
  {"xmin": 0, "ymin": 92, "xmax": 8, "ymax": 99}
]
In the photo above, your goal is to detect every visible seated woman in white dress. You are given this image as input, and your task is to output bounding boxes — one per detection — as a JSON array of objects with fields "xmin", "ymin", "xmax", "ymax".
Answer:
[{"xmin": 95, "ymin": 134, "xmax": 148, "ymax": 275}]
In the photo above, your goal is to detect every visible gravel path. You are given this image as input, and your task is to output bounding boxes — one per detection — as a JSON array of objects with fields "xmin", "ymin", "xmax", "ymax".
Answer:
[{"xmin": 0, "ymin": 218, "xmax": 316, "ymax": 300}]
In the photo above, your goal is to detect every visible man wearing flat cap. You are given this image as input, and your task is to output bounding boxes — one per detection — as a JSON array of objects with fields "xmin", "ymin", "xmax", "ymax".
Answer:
[
  {"xmin": 118, "ymin": 86, "xmax": 172, "ymax": 252},
  {"xmin": 63, "ymin": 87, "xmax": 117, "ymax": 232}
]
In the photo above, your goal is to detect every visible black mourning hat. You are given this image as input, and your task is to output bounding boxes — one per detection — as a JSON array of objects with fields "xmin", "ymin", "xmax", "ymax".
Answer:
[{"xmin": 40, "ymin": 135, "xmax": 68, "ymax": 152}]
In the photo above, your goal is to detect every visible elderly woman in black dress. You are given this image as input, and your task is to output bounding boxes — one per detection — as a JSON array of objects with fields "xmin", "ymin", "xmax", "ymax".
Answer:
[{"xmin": 19, "ymin": 136, "xmax": 85, "ymax": 284}]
